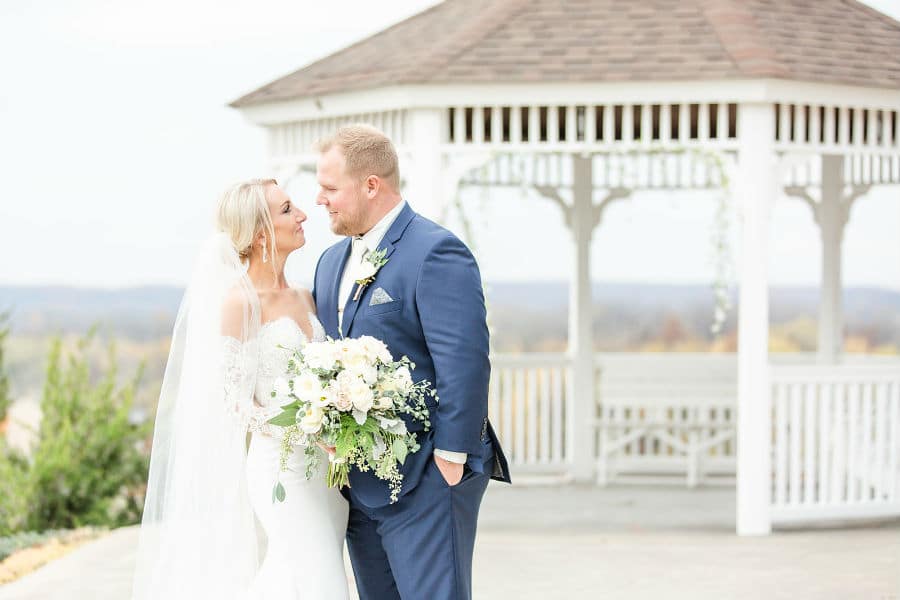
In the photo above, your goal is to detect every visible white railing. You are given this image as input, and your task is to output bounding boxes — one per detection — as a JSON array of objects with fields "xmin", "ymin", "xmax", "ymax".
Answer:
[
  {"xmin": 770, "ymin": 365, "xmax": 900, "ymax": 524},
  {"xmin": 488, "ymin": 354, "xmax": 571, "ymax": 474},
  {"xmin": 489, "ymin": 353, "xmax": 900, "ymax": 499},
  {"xmin": 489, "ymin": 353, "xmax": 739, "ymax": 483}
]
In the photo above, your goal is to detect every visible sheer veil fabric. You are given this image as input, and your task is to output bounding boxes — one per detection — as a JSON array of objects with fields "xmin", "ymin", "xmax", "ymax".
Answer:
[{"xmin": 132, "ymin": 233, "xmax": 262, "ymax": 599}]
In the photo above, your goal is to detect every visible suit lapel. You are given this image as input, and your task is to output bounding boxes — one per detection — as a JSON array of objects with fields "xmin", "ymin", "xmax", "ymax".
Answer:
[{"xmin": 341, "ymin": 203, "xmax": 416, "ymax": 337}]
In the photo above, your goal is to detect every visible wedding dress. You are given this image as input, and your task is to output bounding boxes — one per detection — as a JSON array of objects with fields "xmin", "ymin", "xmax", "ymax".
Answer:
[
  {"xmin": 132, "ymin": 234, "xmax": 349, "ymax": 600},
  {"xmin": 238, "ymin": 314, "xmax": 350, "ymax": 599}
]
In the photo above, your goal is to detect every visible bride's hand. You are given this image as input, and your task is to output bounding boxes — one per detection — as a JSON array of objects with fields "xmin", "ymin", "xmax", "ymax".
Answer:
[{"xmin": 316, "ymin": 442, "xmax": 336, "ymax": 456}]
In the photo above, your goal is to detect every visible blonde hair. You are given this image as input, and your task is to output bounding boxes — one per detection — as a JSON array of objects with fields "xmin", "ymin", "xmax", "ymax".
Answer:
[
  {"xmin": 316, "ymin": 124, "xmax": 400, "ymax": 189},
  {"xmin": 217, "ymin": 178, "xmax": 278, "ymax": 264}
]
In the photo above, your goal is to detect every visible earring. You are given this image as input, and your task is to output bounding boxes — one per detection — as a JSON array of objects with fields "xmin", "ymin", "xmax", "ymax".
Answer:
[{"xmin": 262, "ymin": 241, "xmax": 268, "ymax": 263}]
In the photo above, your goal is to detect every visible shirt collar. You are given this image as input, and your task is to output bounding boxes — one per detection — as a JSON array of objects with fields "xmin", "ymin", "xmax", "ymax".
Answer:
[{"xmin": 357, "ymin": 200, "xmax": 405, "ymax": 253}]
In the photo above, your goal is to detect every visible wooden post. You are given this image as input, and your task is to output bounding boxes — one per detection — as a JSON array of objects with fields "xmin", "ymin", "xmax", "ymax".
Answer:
[
  {"xmin": 736, "ymin": 103, "xmax": 776, "ymax": 536},
  {"xmin": 818, "ymin": 154, "xmax": 845, "ymax": 364},
  {"xmin": 568, "ymin": 154, "xmax": 596, "ymax": 482},
  {"xmin": 405, "ymin": 108, "xmax": 447, "ymax": 221}
]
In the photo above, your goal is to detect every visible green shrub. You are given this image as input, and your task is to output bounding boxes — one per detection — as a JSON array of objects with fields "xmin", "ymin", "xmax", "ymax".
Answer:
[
  {"xmin": 25, "ymin": 333, "xmax": 150, "ymax": 531},
  {"xmin": 0, "ymin": 330, "xmax": 151, "ymax": 536},
  {"xmin": 0, "ymin": 312, "xmax": 10, "ymax": 422},
  {"xmin": 0, "ymin": 440, "xmax": 30, "ymax": 537}
]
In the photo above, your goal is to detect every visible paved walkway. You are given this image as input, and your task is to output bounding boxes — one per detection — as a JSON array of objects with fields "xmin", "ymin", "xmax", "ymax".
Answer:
[{"xmin": 1, "ymin": 485, "xmax": 898, "ymax": 599}]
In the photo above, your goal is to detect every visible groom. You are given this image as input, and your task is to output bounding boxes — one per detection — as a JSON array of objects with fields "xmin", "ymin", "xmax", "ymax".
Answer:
[{"xmin": 312, "ymin": 124, "xmax": 510, "ymax": 600}]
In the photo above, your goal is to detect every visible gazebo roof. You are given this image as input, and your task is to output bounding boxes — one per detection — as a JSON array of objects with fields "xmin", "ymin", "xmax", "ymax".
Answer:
[{"xmin": 232, "ymin": 0, "xmax": 900, "ymax": 108}]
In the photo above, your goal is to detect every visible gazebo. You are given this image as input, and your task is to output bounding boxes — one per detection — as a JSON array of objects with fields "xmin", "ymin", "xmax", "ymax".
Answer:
[{"xmin": 232, "ymin": 0, "xmax": 900, "ymax": 535}]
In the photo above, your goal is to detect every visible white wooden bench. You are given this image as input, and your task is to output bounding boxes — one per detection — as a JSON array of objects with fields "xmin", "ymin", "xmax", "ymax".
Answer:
[{"xmin": 594, "ymin": 354, "xmax": 737, "ymax": 487}]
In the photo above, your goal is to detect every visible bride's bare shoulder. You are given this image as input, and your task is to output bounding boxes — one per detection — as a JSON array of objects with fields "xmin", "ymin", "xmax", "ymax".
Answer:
[{"xmin": 221, "ymin": 286, "xmax": 251, "ymax": 337}]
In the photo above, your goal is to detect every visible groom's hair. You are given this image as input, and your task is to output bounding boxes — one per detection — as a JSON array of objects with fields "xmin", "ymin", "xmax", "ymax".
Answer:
[{"xmin": 316, "ymin": 124, "xmax": 400, "ymax": 190}]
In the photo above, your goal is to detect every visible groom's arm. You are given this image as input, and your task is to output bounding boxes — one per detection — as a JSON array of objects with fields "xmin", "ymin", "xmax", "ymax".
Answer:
[{"xmin": 415, "ymin": 234, "xmax": 490, "ymax": 459}]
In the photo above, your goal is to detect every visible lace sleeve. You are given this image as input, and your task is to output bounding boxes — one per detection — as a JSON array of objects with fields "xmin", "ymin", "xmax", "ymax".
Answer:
[
  {"xmin": 247, "ymin": 405, "xmax": 282, "ymax": 437},
  {"xmin": 223, "ymin": 336, "xmax": 252, "ymax": 431},
  {"xmin": 223, "ymin": 336, "xmax": 285, "ymax": 437}
]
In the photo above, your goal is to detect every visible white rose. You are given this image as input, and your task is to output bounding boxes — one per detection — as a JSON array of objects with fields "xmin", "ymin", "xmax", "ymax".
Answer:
[
  {"xmin": 348, "ymin": 381, "xmax": 374, "ymax": 413},
  {"xmin": 303, "ymin": 342, "xmax": 337, "ymax": 371},
  {"xmin": 358, "ymin": 336, "xmax": 393, "ymax": 363},
  {"xmin": 335, "ymin": 369, "xmax": 359, "ymax": 390},
  {"xmin": 354, "ymin": 261, "xmax": 378, "ymax": 281},
  {"xmin": 327, "ymin": 383, "xmax": 353, "ymax": 412},
  {"xmin": 338, "ymin": 339, "xmax": 369, "ymax": 370},
  {"xmin": 299, "ymin": 406, "xmax": 324, "ymax": 434},
  {"xmin": 291, "ymin": 372, "xmax": 323, "ymax": 404},
  {"xmin": 375, "ymin": 395, "xmax": 393, "ymax": 410},
  {"xmin": 348, "ymin": 364, "xmax": 378, "ymax": 386},
  {"xmin": 343, "ymin": 356, "xmax": 369, "ymax": 374}
]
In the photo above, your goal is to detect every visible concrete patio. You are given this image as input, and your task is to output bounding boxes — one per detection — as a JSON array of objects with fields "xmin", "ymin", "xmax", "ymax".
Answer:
[{"xmin": 1, "ymin": 484, "xmax": 898, "ymax": 599}]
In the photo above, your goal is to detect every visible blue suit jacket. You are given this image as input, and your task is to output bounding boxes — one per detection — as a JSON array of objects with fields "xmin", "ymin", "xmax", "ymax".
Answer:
[{"xmin": 313, "ymin": 203, "xmax": 510, "ymax": 508}]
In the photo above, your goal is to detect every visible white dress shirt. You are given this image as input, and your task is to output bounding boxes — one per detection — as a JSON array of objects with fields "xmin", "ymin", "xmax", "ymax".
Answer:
[
  {"xmin": 336, "ymin": 200, "xmax": 467, "ymax": 466},
  {"xmin": 337, "ymin": 200, "xmax": 406, "ymax": 324}
]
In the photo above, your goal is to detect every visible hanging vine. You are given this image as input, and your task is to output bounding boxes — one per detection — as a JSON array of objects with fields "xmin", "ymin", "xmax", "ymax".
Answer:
[{"xmin": 449, "ymin": 147, "xmax": 737, "ymax": 339}]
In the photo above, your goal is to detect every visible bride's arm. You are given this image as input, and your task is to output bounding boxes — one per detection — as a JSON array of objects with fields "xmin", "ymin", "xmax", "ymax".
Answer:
[
  {"xmin": 221, "ymin": 291, "xmax": 287, "ymax": 437},
  {"xmin": 221, "ymin": 290, "xmax": 261, "ymax": 433},
  {"xmin": 222, "ymin": 335, "xmax": 283, "ymax": 438},
  {"xmin": 221, "ymin": 335, "xmax": 253, "ymax": 432}
]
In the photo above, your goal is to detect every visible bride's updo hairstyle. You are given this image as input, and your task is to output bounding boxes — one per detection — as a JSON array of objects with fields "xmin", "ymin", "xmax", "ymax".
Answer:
[{"xmin": 217, "ymin": 178, "xmax": 278, "ymax": 265}]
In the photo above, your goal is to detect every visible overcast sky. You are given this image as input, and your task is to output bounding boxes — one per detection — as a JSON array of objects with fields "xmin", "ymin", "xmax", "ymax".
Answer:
[{"xmin": 1, "ymin": 0, "xmax": 898, "ymax": 291}]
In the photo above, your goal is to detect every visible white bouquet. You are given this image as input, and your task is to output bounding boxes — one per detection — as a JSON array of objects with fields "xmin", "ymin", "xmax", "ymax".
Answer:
[{"xmin": 267, "ymin": 336, "xmax": 435, "ymax": 503}]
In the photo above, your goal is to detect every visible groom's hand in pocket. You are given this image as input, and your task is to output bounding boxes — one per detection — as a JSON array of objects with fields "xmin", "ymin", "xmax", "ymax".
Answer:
[{"xmin": 434, "ymin": 454, "xmax": 464, "ymax": 486}]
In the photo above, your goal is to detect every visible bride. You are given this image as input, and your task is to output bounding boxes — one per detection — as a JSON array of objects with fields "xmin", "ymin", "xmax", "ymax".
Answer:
[{"xmin": 131, "ymin": 179, "xmax": 350, "ymax": 599}]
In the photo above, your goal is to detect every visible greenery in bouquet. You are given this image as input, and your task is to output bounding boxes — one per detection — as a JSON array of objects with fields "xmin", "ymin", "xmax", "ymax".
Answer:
[{"xmin": 267, "ymin": 336, "xmax": 435, "ymax": 503}]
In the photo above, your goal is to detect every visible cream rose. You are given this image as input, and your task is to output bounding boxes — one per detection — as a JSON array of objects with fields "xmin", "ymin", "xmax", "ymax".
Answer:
[
  {"xmin": 291, "ymin": 372, "xmax": 322, "ymax": 404},
  {"xmin": 357, "ymin": 336, "xmax": 393, "ymax": 363},
  {"xmin": 303, "ymin": 342, "xmax": 338, "ymax": 371},
  {"xmin": 348, "ymin": 381, "xmax": 375, "ymax": 413},
  {"xmin": 299, "ymin": 406, "xmax": 324, "ymax": 434},
  {"xmin": 348, "ymin": 364, "xmax": 378, "ymax": 386},
  {"xmin": 327, "ymin": 382, "xmax": 353, "ymax": 412}
]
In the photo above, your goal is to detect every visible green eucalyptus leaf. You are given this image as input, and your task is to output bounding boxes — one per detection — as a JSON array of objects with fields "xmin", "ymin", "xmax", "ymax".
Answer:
[
  {"xmin": 268, "ymin": 410, "xmax": 298, "ymax": 427},
  {"xmin": 392, "ymin": 438, "xmax": 408, "ymax": 464},
  {"xmin": 272, "ymin": 481, "xmax": 286, "ymax": 503}
]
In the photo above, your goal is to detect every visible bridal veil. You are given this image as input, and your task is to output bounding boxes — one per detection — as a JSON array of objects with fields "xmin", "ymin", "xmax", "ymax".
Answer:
[{"xmin": 132, "ymin": 233, "xmax": 262, "ymax": 599}]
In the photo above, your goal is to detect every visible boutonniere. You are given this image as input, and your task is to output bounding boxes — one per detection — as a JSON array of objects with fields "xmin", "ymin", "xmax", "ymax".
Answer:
[{"xmin": 353, "ymin": 248, "xmax": 389, "ymax": 301}]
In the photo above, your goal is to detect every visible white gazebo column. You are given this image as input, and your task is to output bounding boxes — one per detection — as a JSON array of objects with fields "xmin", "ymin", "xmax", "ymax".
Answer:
[
  {"xmin": 405, "ymin": 108, "xmax": 447, "ymax": 221},
  {"xmin": 818, "ymin": 154, "xmax": 846, "ymax": 364},
  {"xmin": 568, "ymin": 154, "xmax": 596, "ymax": 482},
  {"xmin": 735, "ymin": 103, "xmax": 776, "ymax": 536}
]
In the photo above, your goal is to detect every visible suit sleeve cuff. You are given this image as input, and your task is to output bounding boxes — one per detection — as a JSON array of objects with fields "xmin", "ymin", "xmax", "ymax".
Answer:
[{"xmin": 434, "ymin": 449, "xmax": 468, "ymax": 464}]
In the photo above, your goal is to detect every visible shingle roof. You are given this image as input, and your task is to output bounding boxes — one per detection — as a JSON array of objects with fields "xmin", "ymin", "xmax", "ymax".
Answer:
[{"xmin": 231, "ymin": 0, "xmax": 900, "ymax": 107}]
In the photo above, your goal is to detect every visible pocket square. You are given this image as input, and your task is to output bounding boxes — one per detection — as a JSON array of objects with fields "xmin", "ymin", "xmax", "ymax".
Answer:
[{"xmin": 369, "ymin": 288, "xmax": 394, "ymax": 306}]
